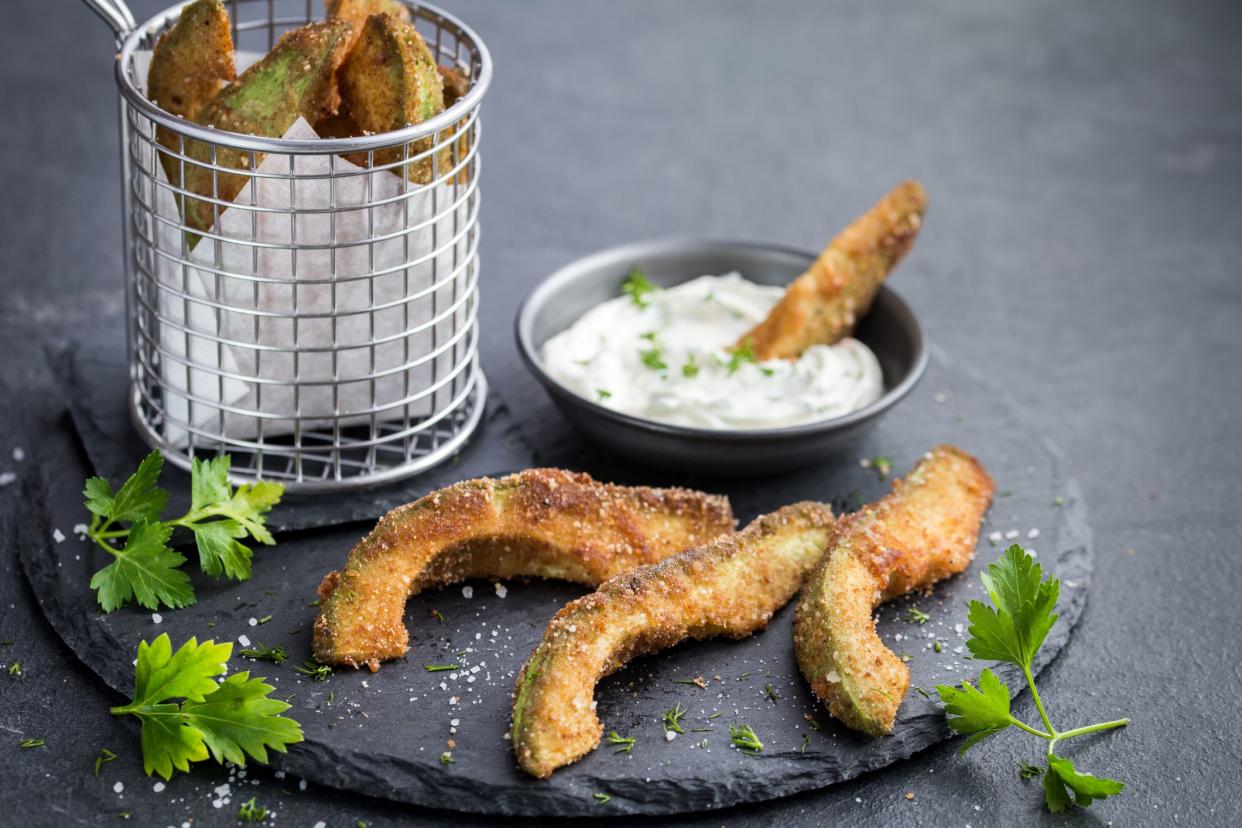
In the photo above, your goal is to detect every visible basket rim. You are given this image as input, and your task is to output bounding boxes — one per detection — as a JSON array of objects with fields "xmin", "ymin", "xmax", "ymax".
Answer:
[{"xmin": 114, "ymin": 0, "xmax": 493, "ymax": 155}]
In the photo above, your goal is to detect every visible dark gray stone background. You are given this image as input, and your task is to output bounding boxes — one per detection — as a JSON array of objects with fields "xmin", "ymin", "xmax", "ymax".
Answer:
[{"xmin": 0, "ymin": 0, "xmax": 1237, "ymax": 825}]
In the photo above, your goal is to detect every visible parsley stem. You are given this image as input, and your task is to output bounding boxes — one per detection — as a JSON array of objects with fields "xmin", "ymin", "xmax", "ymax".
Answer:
[
  {"xmin": 1052, "ymin": 718, "xmax": 1130, "ymax": 744},
  {"xmin": 1022, "ymin": 665, "xmax": 1057, "ymax": 739},
  {"xmin": 88, "ymin": 532, "xmax": 121, "ymax": 557},
  {"xmin": 1008, "ymin": 716, "xmax": 1052, "ymax": 740}
]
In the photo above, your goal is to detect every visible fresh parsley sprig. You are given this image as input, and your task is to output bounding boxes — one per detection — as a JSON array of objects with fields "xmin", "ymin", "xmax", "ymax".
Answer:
[
  {"xmin": 84, "ymin": 451, "xmax": 284, "ymax": 612},
  {"xmin": 110, "ymin": 634, "xmax": 303, "ymax": 780},
  {"xmin": 936, "ymin": 545, "xmax": 1128, "ymax": 813}
]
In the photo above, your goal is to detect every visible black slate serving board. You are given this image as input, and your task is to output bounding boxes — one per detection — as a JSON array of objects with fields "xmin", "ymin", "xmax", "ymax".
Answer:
[{"xmin": 21, "ymin": 345, "xmax": 1091, "ymax": 816}]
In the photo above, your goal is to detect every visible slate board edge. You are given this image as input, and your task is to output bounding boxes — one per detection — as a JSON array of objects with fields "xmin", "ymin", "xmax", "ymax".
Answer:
[{"xmin": 15, "ymin": 455, "xmax": 1094, "ymax": 818}]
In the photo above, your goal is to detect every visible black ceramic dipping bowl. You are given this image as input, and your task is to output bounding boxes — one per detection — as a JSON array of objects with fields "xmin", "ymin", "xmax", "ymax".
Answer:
[{"xmin": 515, "ymin": 239, "xmax": 927, "ymax": 475}]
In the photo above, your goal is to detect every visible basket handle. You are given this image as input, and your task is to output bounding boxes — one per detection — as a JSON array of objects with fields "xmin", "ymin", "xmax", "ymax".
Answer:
[{"xmin": 81, "ymin": 0, "xmax": 137, "ymax": 44}]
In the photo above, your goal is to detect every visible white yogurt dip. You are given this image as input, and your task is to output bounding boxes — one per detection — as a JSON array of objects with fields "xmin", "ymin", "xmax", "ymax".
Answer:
[{"xmin": 540, "ymin": 273, "xmax": 884, "ymax": 430}]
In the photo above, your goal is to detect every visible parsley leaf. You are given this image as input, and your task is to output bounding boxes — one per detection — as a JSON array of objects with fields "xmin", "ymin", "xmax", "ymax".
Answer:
[
  {"xmin": 175, "ymin": 456, "xmax": 282, "ymax": 581},
  {"xmin": 89, "ymin": 521, "xmax": 194, "ymax": 612},
  {"xmin": 620, "ymin": 267, "xmax": 657, "ymax": 309},
  {"xmin": 966, "ymin": 545, "xmax": 1059, "ymax": 669},
  {"xmin": 186, "ymin": 671, "xmax": 304, "ymax": 767},
  {"xmin": 936, "ymin": 668, "xmax": 1013, "ymax": 754},
  {"xmin": 84, "ymin": 450, "xmax": 168, "ymax": 525},
  {"xmin": 1043, "ymin": 754, "xmax": 1125, "ymax": 812},
  {"xmin": 110, "ymin": 634, "xmax": 302, "ymax": 780}
]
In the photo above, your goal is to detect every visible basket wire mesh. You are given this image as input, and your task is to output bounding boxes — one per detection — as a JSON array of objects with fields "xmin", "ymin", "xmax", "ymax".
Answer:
[{"xmin": 93, "ymin": 0, "xmax": 491, "ymax": 491}]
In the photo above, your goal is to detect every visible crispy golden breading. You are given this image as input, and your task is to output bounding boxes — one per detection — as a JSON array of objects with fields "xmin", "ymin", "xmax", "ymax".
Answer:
[
  {"xmin": 312, "ymin": 469, "xmax": 735, "ymax": 670},
  {"xmin": 511, "ymin": 502, "xmax": 835, "ymax": 778},
  {"xmin": 337, "ymin": 13, "xmax": 446, "ymax": 184},
  {"xmin": 325, "ymin": 0, "xmax": 411, "ymax": 52},
  {"xmin": 181, "ymin": 20, "xmax": 354, "ymax": 240},
  {"xmin": 741, "ymin": 180, "xmax": 928, "ymax": 360},
  {"xmin": 436, "ymin": 65, "xmax": 470, "ymax": 106},
  {"xmin": 793, "ymin": 445, "xmax": 993, "ymax": 737},
  {"xmin": 147, "ymin": 0, "xmax": 236, "ymax": 193}
]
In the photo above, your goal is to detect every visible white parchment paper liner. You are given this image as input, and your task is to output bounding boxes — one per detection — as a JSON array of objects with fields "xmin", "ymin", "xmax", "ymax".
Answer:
[{"xmin": 135, "ymin": 52, "xmax": 470, "ymax": 447}]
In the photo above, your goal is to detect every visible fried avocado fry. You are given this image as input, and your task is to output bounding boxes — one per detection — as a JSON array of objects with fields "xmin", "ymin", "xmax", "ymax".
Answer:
[
  {"xmin": 793, "ymin": 445, "xmax": 994, "ymax": 737},
  {"xmin": 437, "ymin": 65, "xmax": 470, "ymax": 106},
  {"xmin": 181, "ymin": 20, "xmax": 354, "ymax": 238},
  {"xmin": 313, "ymin": 469, "xmax": 734, "ymax": 670},
  {"xmin": 325, "ymin": 0, "xmax": 412, "ymax": 51},
  {"xmin": 740, "ymin": 180, "xmax": 928, "ymax": 360},
  {"xmin": 511, "ymin": 502, "xmax": 835, "ymax": 778},
  {"xmin": 337, "ymin": 12, "xmax": 446, "ymax": 183},
  {"xmin": 147, "ymin": 0, "xmax": 236, "ymax": 193}
]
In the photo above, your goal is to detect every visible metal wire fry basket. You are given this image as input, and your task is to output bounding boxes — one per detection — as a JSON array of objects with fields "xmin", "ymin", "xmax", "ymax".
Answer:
[{"xmin": 84, "ymin": 0, "xmax": 492, "ymax": 491}]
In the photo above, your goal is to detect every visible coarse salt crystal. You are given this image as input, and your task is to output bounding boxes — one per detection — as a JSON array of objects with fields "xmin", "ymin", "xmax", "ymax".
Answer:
[
  {"xmin": 1028, "ymin": 528, "xmax": 1040, "ymax": 539},
  {"xmin": 238, "ymin": 635, "xmax": 251, "ymax": 647},
  {"xmin": 151, "ymin": 613, "xmax": 163, "ymax": 624},
  {"xmin": 462, "ymin": 586, "xmax": 474, "ymax": 599},
  {"xmin": 665, "ymin": 731, "xmax": 676, "ymax": 742},
  {"xmin": 1004, "ymin": 529, "xmax": 1020, "ymax": 540},
  {"xmin": 53, "ymin": 528, "xmax": 66, "ymax": 543},
  {"xmin": 494, "ymin": 583, "xmax": 508, "ymax": 598},
  {"xmin": 248, "ymin": 617, "xmax": 258, "ymax": 627},
  {"xmin": 12, "ymin": 448, "xmax": 24, "ymax": 462},
  {"xmin": 113, "ymin": 782, "xmax": 124, "ymax": 794},
  {"xmin": 153, "ymin": 782, "xmax": 165, "ymax": 793},
  {"xmin": 0, "ymin": 472, "xmax": 15, "ymax": 487},
  {"xmin": 449, "ymin": 696, "xmax": 459, "ymax": 705},
  {"xmin": 987, "ymin": 531, "xmax": 1002, "ymax": 542},
  {"xmin": 298, "ymin": 779, "xmax": 307, "ymax": 791},
  {"xmin": 450, "ymin": 718, "xmax": 459, "ymax": 726}
]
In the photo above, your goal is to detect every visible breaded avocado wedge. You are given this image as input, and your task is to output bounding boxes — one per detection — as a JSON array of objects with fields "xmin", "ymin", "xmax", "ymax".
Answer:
[
  {"xmin": 793, "ymin": 445, "xmax": 994, "ymax": 737},
  {"xmin": 181, "ymin": 19, "xmax": 354, "ymax": 240},
  {"xmin": 741, "ymin": 180, "xmax": 928, "ymax": 360},
  {"xmin": 147, "ymin": 0, "xmax": 236, "ymax": 193},
  {"xmin": 325, "ymin": 0, "xmax": 411, "ymax": 51},
  {"xmin": 511, "ymin": 502, "xmax": 834, "ymax": 778},
  {"xmin": 337, "ymin": 12, "xmax": 446, "ymax": 183},
  {"xmin": 312, "ymin": 469, "xmax": 735, "ymax": 671}
]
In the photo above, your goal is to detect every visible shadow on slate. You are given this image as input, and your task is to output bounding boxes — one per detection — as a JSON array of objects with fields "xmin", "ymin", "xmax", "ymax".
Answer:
[
  {"xmin": 50, "ymin": 341, "xmax": 535, "ymax": 535},
  {"xmin": 20, "ymin": 337, "xmax": 1093, "ymax": 817}
]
